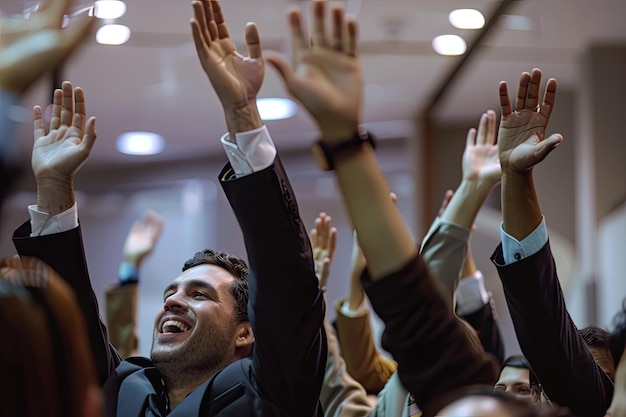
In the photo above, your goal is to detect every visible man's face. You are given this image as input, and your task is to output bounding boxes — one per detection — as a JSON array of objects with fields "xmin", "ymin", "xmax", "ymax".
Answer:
[
  {"xmin": 151, "ymin": 264, "xmax": 239, "ymax": 372},
  {"xmin": 494, "ymin": 366, "xmax": 533, "ymax": 403}
]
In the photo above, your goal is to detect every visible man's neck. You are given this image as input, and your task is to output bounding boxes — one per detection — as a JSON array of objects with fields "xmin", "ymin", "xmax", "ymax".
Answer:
[{"xmin": 158, "ymin": 362, "xmax": 228, "ymax": 411}]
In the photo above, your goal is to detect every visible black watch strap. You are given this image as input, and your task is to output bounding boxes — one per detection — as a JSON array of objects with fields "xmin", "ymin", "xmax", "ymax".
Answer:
[{"xmin": 312, "ymin": 130, "xmax": 376, "ymax": 171}]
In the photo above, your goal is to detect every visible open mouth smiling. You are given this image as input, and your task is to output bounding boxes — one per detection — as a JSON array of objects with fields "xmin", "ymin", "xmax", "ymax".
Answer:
[{"xmin": 160, "ymin": 319, "xmax": 191, "ymax": 334}]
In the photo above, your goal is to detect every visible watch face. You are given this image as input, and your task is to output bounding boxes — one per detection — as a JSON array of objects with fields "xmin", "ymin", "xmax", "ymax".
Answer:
[{"xmin": 311, "ymin": 142, "xmax": 332, "ymax": 171}]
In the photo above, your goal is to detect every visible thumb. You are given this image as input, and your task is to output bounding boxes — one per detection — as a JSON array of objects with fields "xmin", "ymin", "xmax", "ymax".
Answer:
[
  {"xmin": 80, "ymin": 116, "xmax": 97, "ymax": 152},
  {"xmin": 535, "ymin": 133, "xmax": 563, "ymax": 162},
  {"xmin": 265, "ymin": 53, "xmax": 294, "ymax": 86}
]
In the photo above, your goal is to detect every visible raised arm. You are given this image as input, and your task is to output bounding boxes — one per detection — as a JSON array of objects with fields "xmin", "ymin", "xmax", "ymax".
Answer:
[
  {"xmin": 268, "ymin": 2, "xmax": 496, "ymax": 414},
  {"xmin": 310, "ymin": 212, "xmax": 373, "ymax": 417},
  {"xmin": 0, "ymin": 0, "xmax": 94, "ymax": 203},
  {"xmin": 493, "ymin": 68, "xmax": 613, "ymax": 416},
  {"xmin": 106, "ymin": 210, "xmax": 164, "ymax": 358},
  {"xmin": 13, "ymin": 80, "xmax": 120, "ymax": 385},
  {"xmin": 335, "ymin": 195, "xmax": 399, "ymax": 395},
  {"xmin": 421, "ymin": 110, "xmax": 500, "ymax": 303},
  {"xmin": 190, "ymin": 1, "xmax": 325, "ymax": 414}
]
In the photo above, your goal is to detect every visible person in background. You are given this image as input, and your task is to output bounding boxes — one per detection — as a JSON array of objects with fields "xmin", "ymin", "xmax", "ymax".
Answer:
[
  {"xmin": 106, "ymin": 209, "xmax": 164, "ymax": 358},
  {"xmin": 0, "ymin": 255, "xmax": 102, "ymax": 417}
]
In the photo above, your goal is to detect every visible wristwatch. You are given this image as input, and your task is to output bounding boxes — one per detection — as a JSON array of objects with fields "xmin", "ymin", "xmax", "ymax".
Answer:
[{"xmin": 312, "ymin": 129, "xmax": 376, "ymax": 171}]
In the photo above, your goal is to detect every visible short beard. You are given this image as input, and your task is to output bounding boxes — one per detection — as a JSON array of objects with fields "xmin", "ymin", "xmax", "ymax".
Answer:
[{"xmin": 151, "ymin": 319, "xmax": 237, "ymax": 390}]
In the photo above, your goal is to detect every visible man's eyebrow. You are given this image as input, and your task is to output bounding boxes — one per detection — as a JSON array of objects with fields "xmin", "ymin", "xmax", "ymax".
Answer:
[{"xmin": 163, "ymin": 280, "xmax": 219, "ymax": 298}]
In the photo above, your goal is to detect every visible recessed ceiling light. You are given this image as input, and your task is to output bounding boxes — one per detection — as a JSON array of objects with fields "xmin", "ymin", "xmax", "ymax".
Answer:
[
  {"xmin": 256, "ymin": 98, "xmax": 297, "ymax": 120},
  {"xmin": 116, "ymin": 132, "xmax": 165, "ymax": 155},
  {"xmin": 449, "ymin": 9, "xmax": 485, "ymax": 29},
  {"xmin": 96, "ymin": 24, "xmax": 131, "ymax": 45},
  {"xmin": 432, "ymin": 34, "xmax": 467, "ymax": 56},
  {"xmin": 94, "ymin": 1, "xmax": 126, "ymax": 19}
]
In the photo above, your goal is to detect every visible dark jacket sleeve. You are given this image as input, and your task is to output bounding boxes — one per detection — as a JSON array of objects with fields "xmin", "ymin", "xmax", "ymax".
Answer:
[
  {"xmin": 362, "ymin": 255, "xmax": 498, "ymax": 417},
  {"xmin": 13, "ymin": 222, "xmax": 121, "ymax": 385},
  {"xmin": 219, "ymin": 157, "xmax": 326, "ymax": 416},
  {"xmin": 491, "ymin": 241, "xmax": 613, "ymax": 417},
  {"xmin": 460, "ymin": 298, "xmax": 505, "ymax": 367}
]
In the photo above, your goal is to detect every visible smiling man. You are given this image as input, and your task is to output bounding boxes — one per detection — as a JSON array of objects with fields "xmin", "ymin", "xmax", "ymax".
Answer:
[{"xmin": 12, "ymin": 0, "xmax": 327, "ymax": 415}]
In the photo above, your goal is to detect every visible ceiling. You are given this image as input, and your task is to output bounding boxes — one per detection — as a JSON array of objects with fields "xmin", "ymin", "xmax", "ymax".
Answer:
[{"xmin": 5, "ymin": 0, "xmax": 626, "ymax": 171}]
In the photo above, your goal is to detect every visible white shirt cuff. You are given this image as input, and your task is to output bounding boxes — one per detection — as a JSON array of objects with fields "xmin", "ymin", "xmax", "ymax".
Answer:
[
  {"xmin": 455, "ymin": 270, "xmax": 489, "ymax": 316},
  {"xmin": 340, "ymin": 298, "xmax": 369, "ymax": 318},
  {"xmin": 500, "ymin": 217, "xmax": 548, "ymax": 264},
  {"xmin": 220, "ymin": 125, "xmax": 276, "ymax": 178},
  {"xmin": 28, "ymin": 203, "xmax": 78, "ymax": 237}
]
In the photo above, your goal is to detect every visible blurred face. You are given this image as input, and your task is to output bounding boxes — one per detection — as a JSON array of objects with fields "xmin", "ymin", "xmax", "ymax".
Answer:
[
  {"xmin": 437, "ymin": 395, "xmax": 512, "ymax": 417},
  {"xmin": 494, "ymin": 366, "xmax": 533, "ymax": 403},
  {"xmin": 151, "ymin": 264, "xmax": 240, "ymax": 374}
]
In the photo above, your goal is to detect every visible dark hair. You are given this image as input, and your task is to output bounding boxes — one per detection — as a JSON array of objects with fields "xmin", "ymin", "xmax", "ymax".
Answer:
[
  {"xmin": 579, "ymin": 325, "xmax": 611, "ymax": 349},
  {"xmin": 502, "ymin": 355, "xmax": 541, "ymax": 390},
  {"xmin": 609, "ymin": 299, "xmax": 626, "ymax": 366},
  {"xmin": 183, "ymin": 249, "xmax": 249, "ymax": 323},
  {"xmin": 443, "ymin": 387, "xmax": 572, "ymax": 417}
]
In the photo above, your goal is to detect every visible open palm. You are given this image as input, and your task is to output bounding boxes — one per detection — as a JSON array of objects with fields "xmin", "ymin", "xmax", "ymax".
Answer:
[
  {"xmin": 498, "ymin": 69, "xmax": 562, "ymax": 173},
  {"xmin": 190, "ymin": 0, "xmax": 264, "ymax": 110},
  {"xmin": 32, "ymin": 82, "xmax": 96, "ymax": 181},
  {"xmin": 462, "ymin": 110, "xmax": 501, "ymax": 186}
]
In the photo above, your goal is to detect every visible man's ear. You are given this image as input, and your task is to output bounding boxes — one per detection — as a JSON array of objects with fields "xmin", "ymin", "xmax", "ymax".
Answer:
[{"xmin": 235, "ymin": 322, "xmax": 254, "ymax": 348}]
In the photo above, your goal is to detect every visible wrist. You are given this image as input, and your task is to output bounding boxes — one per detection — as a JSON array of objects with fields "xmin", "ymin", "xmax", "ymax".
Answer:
[
  {"xmin": 313, "ymin": 128, "xmax": 375, "ymax": 171},
  {"xmin": 36, "ymin": 177, "xmax": 75, "ymax": 216},
  {"xmin": 224, "ymin": 103, "xmax": 263, "ymax": 140}
]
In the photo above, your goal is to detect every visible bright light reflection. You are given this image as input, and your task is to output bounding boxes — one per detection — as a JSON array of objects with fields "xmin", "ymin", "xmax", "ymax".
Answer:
[
  {"xmin": 449, "ymin": 9, "xmax": 485, "ymax": 29},
  {"xmin": 96, "ymin": 24, "xmax": 131, "ymax": 45},
  {"xmin": 94, "ymin": 1, "xmax": 126, "ymax": 19},
  {"xmin": 257, "ymin": 98, "xmax": 298, "ymax": 120},
  {"xmin": 432, "ymin": 34, "xmax": 467, "ymax": 56},
  {"xmin": 116, "ymin": 132, "xmax": 165, "ymax": 155}
]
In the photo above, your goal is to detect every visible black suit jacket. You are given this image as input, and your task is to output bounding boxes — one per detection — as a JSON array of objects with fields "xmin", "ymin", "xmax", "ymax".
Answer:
[
  {"xmin": 362, "ymin": 256, "xmax": 498, "ymax": 417},
  {"xmin": 492, "ymin": 241, "xmax": 613, "ymax": 417},
  {"xmin": 13, "ymin": 157, "xmax": 327, "ymax": 416}
]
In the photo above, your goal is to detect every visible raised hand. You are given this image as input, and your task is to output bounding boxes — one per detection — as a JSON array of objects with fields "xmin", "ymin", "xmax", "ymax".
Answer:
[
  {"xmin": 190, "ymin": 0, "xmax": 264, "ymax": 134},
  {"xmin": 498, "ymin": 68, "xmax": 563, "ymax": 173},
  {"xmin": 0, "ymin": 0, "xmax": 94, "ymax": 95},
  {"xmin": 310, "ymin": 212, "xmax": 337, "ymax": 290},
  {"xmin": 462, "ymin": 110, "xmax": 501, "ymax": 187},
  {"xmin": 123, "ymin": 210, "xmax": 164, "ymax": 268},
  {"xmin": 32, "ymin": 81, "xmax": 96, "ymax": 214},
  {"xmin": 266, "ymin": 1, "xmax": 362, "ymax": 142}
]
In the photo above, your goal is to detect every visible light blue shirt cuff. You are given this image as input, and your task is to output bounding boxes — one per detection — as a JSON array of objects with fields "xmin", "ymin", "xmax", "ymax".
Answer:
[
  {"xmin": 28, "ymin": 203, "xmax": 79, "ymax": 236},
  {"xmin": 220, "ymin": 125, "xmax": 276, "ymax": 178},
  {"xmin": 118, "ymin": 262, "xmax": 140, "ymax": 284},
  {"xmin": 500, "ymin": 217, "xmax": 548, "ymax": 265},
  {"xmin": 455, "ymin": 271, "xmax": 489, "ymax": 316}
]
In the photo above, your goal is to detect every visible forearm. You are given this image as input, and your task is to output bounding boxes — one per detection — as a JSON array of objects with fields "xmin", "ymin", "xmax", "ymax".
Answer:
[
  {"xmin": 420, "ymin": 218, "xmax": 469, "ymax": 303},
  {"xmin": 36, "ymin": 177, "xmax": 75, "ymax": 216},
  {"xmin": 223, "ymin": 104, "xmax": 263, "ymax": 144},
  {"xmin": 335, "ymin": 298, "xmax": 397, "ymax": 394},
  {"xmin": 334, "ymin": 147, "xmax": 416, "ymax": 281},
  {"xmin": 441, "ymin": 179, "xmax": 493, "ymax": 231},
  {"xmin": 501, "ymin": 170, "xmax": 542, "ymax": 240}
]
